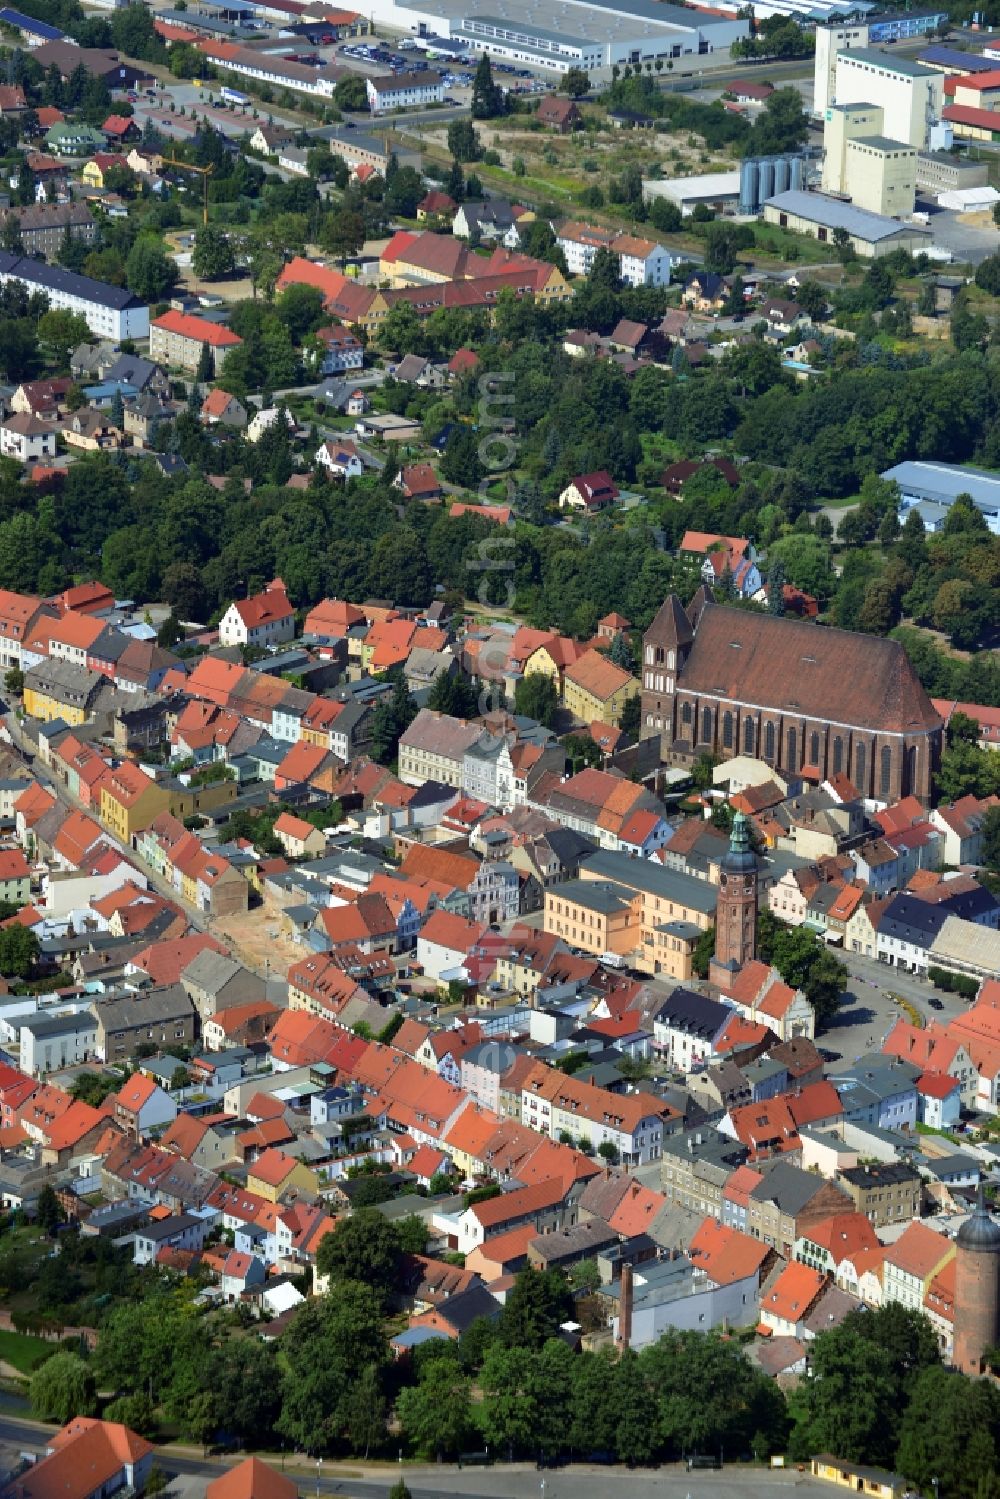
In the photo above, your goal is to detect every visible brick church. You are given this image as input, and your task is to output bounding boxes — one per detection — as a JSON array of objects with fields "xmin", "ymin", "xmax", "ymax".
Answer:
[{"xmin": 640, "ymin": 589, "xmax": 942, "ymax": 804}]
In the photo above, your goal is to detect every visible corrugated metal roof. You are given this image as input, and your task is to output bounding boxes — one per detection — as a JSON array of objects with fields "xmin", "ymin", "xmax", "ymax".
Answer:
[{"xmin": 765, "ymin": 189, "xmax": 927, "ymax": 242}]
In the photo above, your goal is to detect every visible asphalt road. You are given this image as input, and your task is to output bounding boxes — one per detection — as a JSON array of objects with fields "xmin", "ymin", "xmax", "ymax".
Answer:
[{"xmin": 0, "ymin": 1414, "xmax": 824, "ymax": 1499}]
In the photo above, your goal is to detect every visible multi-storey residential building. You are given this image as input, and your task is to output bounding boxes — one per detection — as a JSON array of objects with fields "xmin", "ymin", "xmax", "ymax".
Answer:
[
  {"xmin": 149, "ymin": 309, "xmax": 242, "ymax": 374},
  {"xmin": 661, "ymin": 1127, "xmax": 750, "ymax": 1218},
  {"xmin": 0, "ymin": 201, "xmax": 96, "ymax": 257},
  {"xmin": 521, "ymin": 1062, "xmax": 676, "ymax": 1165},
  {"xmin": 0, "ymin": 251, "xmax": 148, "ymax": 340},
  {"xmin": 881, "ymin": 1219, "xmax": 954, "ymax": 1310},
  {"xmin": 543, "ymin": 848, "xmax": 716, "ymax": 980},
  {"xmin": 399, "ymin": 708, "xmax": 483, "ymax": 788},
  {"xmin": 555, "ymin": 220, "xmax": 673, "ymax": 286},
  {"xmin": 837, "ymin": 1160, "xmax": 923, "ymax": 1226},
  {"xmin": 92, "ymin": 984, "xmax": 197, "ymax": 1063},
  {"xmin": 366, "ymin": 69, "xmax": 444, "ymax": 113}
]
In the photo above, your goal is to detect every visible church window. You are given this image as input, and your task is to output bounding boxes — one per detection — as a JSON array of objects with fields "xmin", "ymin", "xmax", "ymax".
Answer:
[
  {"xmin": 833, "ymin": 737, "xmax": 843, "ymax": 774},
  {"xmin": 723, "ymin": 712, "xmax": 733, "ymax": 749},
  {"xmin": 702, "ymin": 708, "xmax": 712, "ymax": 743},
  {"xmin": 744, "ymin": 719, "xmax": 754, "ymax": 754},
  {"xmin": 787, "ymin": 728, "xmax": 797, "ymax": 767},
  {"xmin": 682, "ymin": 703, "xmax": 692, "ymax": 727},
  {"xmin": 881, "ymin": 745, "xmax": 892, "ymax": 796},
  {"xmin": 855, "ymin": 742, "xmax": 866, "ymax": 790},
  {"xmin": 764, "ymin": 722, "xmax": 775, "ymax": 760},
  {"xmin": 810, "ymin": 731, "xmax": 820, "ymax": 764}
]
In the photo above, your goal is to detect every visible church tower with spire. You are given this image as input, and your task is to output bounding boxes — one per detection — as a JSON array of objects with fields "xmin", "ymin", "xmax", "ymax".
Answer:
[
  {"xmin": 640, "ymin": 592, "xmax": 693, "ymax": 751},
  {"xmin": 709, "ymin": 811, "xmax": 758, "ymax": 989}
]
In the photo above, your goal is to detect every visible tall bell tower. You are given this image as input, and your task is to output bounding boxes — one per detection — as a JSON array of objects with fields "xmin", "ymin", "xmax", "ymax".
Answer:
[{"xmin": 710, "ymin": 811, "xmax": 758, "ymax": 990}]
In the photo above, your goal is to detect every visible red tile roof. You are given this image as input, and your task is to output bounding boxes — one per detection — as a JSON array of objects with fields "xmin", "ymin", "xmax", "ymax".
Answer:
[{"xmin": 152, "ymin": 309, "xmax": 242, "ymax": 347}]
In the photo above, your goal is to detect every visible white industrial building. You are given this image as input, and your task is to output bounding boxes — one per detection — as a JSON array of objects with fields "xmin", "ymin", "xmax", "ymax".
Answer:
[
  {"xmin": 832, "ymin": 48, "xmax": 943, "ymax": 149},
  {"xmin": 364, "ymin": 0, "xmax": 747, "ymax": 71},
  {"xmin": 0, "ymin": 251, "xmax": 148, "ymax": 340},
  {"xmin": 882, "ymin": 459, "xmax": 1000, "ymax": 534},
  {"xmin": 643, "ymin": 170, "xmax": 742, "ymax": 216}
]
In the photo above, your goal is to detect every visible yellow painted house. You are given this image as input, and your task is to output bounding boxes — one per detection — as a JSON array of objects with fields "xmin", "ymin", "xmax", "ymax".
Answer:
[
  {"xmin": 82, "ymin": 153, "xmax": 127, "ymax": 190},
  {"xmin": 247, "ymin": 1147, "xmax": 320, "ymax": 1202},
  {"xmin": 23, "ymin": 661, "xmax": 102, "ymax": 726},
  {"xmin": 99, "ymin": 763, "xmax": 173, "ymax": 843},
  {"xmin": 563, "ymin": 652, "xmax": 637, "ymax": 729}
]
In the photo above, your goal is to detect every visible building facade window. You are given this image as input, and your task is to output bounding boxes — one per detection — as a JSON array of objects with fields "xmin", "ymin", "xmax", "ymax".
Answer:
[
  {"xmin": 764, "ymin": 722, "xmax": 775, "ymax": 760},
  {"xmin": 701, "ymin": 707, "xmax": 712, "ymax": 744},
  {"xmin": 855, "ymin": 742, "xmax": 866, "ymax": 790},
  {"xmin": 881, "ymin": 745, "xmax": 892, "ymax": 797},
  {"xmin": 833, "ymin": 736, "xmax": 843, "ymax": 774},
  {"xmin": 787, "ymin": 727, "xmax": 797, "ymax": 767},
  {"xmin": 723, "ymin": 711, "xmax": 733, "ymax": 749},
  {"xmin": 744, "ymin": 719, "xmax": 754, "ymax": 754},
  {"xmin": 810, "ymin": 731, "xmax": 820, "ymax": 765}
]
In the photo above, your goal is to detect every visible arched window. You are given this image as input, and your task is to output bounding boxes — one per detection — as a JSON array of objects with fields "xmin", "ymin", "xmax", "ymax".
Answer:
[
  {"xmin": 833, "ymin": 737, "xmax": 843, "ymax": 774},
  {"xmin": 881, "ymin": 745, "xmax": 892, "ymax": 797},
  {"xmin": 787, "ymin": 727, "xmax": 797, "ymax": 768},
  {"xmin": 723, "ymin": 712, "xmax": 734, "ymax": 749},
  {"xmin": 744, "ymin": 718, "xmax": 754, "ymax": 754},
  {"xmin": 810, "ymin": 731, "xmax": 820, "ymax": 765},
  {"xmin": 681, "ymin": 702, "xmax": 692, "ymax": 727},
  {"xmin": 764, "ymin": 722, "xmax": 775, "ymax": 760},
  {"xmin": 855, "ymin": 742, "xmax": 866, "ymax": 792},
  {"xmin": 905, "ymin": 745, "xmax": 918, "ymax": 796},
  {"xmin": 702, "ymin": 707, "xmax": 712, "ymax": 744}
]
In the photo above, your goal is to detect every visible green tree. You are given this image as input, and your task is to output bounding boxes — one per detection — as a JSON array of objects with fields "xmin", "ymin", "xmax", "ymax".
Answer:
[
  {"xmin": 315, "ymin": 1208, "xmax": 404, "ymax": 1301},
  {"xmin": 37, "ymin": 310, "xmax": 91, "ymax": 369},
  {"xmin": 498, "ymin": 1267, "xmax": 573, "ymax": 1349},
  {"xmin": 277, "ymin": 1283, "xmax": 388, "ymax": 1453},
  {"xmin": 898, "ymin": 1366, "xmax": 1000, "ymax": 1499},
  {"xmin": 195, "ymin": 341, "xmax": 213, "ymax": 385},
  {"xmin": 471, "ymin": 52, "xmax": 506, "ymax": 118},
  {"xmin": 396, "ymin": 1349, "xmax": 473, "ymax": 1458},
  {"xmin": 982, "ymin": 805, "xmax": 1000, "ymax": 872},
  {"xmin": 560, "ymin": 67, "xmax": 590, "ymax": 97},
  {"xmin": 615, "ymin": 1350, "xmax": 659, "ymax": 1465},
  {"xmin": 4, "ymin": 666, "xmax": 23, "ymax": 695},
  {"xmin": 479, "ymin": 1345, "xmax": 539, "ymax": 1459},
  {"xmin": 447, "ymin": 118, "xmax": 482, "ymax": 163},
  {"xmin": 126, "ymin": 239, "xmax": 178, "ymax": 301},
  {"xmin": 746, "ymin": 87, "xmax": 808, "ymax": 155},
  {"xmin": 31, "ymin": 1353, "xmax": 98, "ymax": 1424},
  {"xmin": 36, "ymin": 1184, "xmax": 62, "ymax": 1234},
  {"xmin": 513, "ymin": 672, "xmax": 558, "ymax": 728},
  {"xmin": 192, "ymin": 226, "xmax": 235, "ymax": 281},
  {"xmin": 0, "ymin": 924, "xmax": 38, "ymax": 978}
]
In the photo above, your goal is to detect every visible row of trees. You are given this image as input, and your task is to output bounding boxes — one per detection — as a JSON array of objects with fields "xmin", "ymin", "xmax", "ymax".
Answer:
[{"xmin": 29, "ymin": 1229, "xmax": 1000, "ymax": 1499}]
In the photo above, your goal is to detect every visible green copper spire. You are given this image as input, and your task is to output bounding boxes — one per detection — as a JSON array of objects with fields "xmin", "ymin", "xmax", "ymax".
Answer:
[{"xmin": 723, "ymin": 809, "xmax": 757, "ymax": 874}]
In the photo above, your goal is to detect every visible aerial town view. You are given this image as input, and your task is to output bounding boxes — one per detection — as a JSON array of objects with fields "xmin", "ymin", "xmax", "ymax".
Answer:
[{"xmin": 2, "ymin": 0, "xmax": 1000, "ymax": 1492}]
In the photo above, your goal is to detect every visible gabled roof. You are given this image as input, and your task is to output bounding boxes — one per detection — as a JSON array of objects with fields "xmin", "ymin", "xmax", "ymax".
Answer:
[
  {"xmin": 688, "ymin": 1217, "xmax": 771, "ymax": 1285},
  {"xmin": 760, "ymin": 1260, "xmax": 826, "ymax": 1323}
]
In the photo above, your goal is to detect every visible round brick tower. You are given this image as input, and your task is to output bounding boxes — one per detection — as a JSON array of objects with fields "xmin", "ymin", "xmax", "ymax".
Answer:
[{"xmin": 953, "ymin": 1192, "xmax": 1000, "ymax": 1375}]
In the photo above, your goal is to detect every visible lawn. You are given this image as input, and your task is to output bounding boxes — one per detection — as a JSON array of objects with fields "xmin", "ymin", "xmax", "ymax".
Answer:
[{"xmin": 0, "ymin": 1329, "xmax": 53, "ymax": 1375}]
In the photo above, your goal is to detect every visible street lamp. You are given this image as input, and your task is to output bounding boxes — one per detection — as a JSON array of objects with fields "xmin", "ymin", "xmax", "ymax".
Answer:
[
  {"xmin": 932, "ymin": 1479, "xmax": 940, "ymax": 1499},
  {"xmin": 316, "ymin": 1457, "xmax": 322, "ymax": 1498}
]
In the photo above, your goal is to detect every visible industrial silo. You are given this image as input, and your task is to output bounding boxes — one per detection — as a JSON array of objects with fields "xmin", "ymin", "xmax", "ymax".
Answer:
[
  {"xmin": 773, "ymin": 156, "xmax": 790, "ymax": 196},
  {"xmin": 740, "ymin": 157, "xmax": 760, "ymax": 215},
  {"xmin": 789, "ymin": 156, "xmax": 805, "ymax": 191},
  {"xmin": 758, "ymin": 157, "xmax": 775, "ymax": 204}
]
